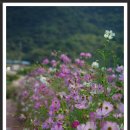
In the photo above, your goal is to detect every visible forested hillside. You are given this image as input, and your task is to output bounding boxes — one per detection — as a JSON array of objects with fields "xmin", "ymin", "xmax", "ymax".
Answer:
[{"xmin": 7, "ymin": 6, "xmax": 124, "ymax": 65}]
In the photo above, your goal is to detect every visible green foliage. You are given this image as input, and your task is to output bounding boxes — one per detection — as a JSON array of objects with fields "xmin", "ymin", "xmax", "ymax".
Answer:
[
  {"xmin": 6, "ymin": 74, "xmax": 19, "ymax": 84},
  {"xmin": 6, "ymin": 86, "xmax": 17, "ymax": 100}
]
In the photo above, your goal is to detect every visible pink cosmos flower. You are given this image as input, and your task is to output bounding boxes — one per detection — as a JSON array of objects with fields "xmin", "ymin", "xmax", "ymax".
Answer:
[
  {"xmin": 42, "ymin": 58, "xmax": 49, "ymax": 64},
  {"xmin": 80, "ymin": 52, "xmax": 86, "ymax": 57},
  {"xmin": 51, "ymin": 60, "xmax": 57, "ymax": 67},
  {"xmin": 22, "ymin": 90, "xmax": 29, "ymax": 97},
  {"xmin": 89, "ymin": 112, "xmax": 96, "ymax": 122},
  {"xmin": 117, "ymin": 103, "xmax": 124, "ymax": 113},
  {"xmin": 101, "ymin": 121, "xmax": 120, "ymax": 130},
  {"xmin": 75, "ymin": 59, "xmax": 85, "ymax": 67},
  {"xmin": 96, "ymin": 101, "xmax": 113, "ymax": 119},
  {"xmin": 75, "ymin": 102, "xmax": 88, "ymax": 109},
  {"xmin": 33, "ymin": 119, "xmax": 40, "ymax": 126},
  {"xmin": 42, "ymin": 117, "xmax": 54, "ymax": 129},
  {"xmin": 84, "ymin": 74, "xmax": 92, "ymax": 82},
  {"xmin": 77, "ymin": 122, "xmax": 96, "ymax": 130},
  {"xmin": 84, "ymin": 121, "xmax": 96, "ymax": 130},
  {"xmin": 116, "ymin": 65, "xmax": 124, "ymax": 73},
  {"xmin": 107, "ymin": 68, "xmax": 113, "ymax": 73},
  {"xmin": 49, "ymin": 98, "xmax": 60, "ymax": 113},
  {"xmin": 77, "ymin": 124, "xmax": 86, "ymax": 130},
  {"xmin": 80, "ymin": 52, "xmax": 92, "ymax": 58},
  {"xmin": 51, "ymin": 124, "xmax": 64, "ymax": 130},
  {"xmin": 57, "ymin": 114, "xmax": 64, "ymax": 122},
  {"xmin": 60, "ymin": 54, "xmax": 71, "ymax": 64},
  {"xmin": 107, "ymin": 74, "xmax": 116, "ymax": 82},
  {"xmin": 119, "ymin": 73, "xmax": 124, "ymax": 81},
  {"xmin": 91, "ymin": 83, "xmax": 104, "ymax": 94},
  {"xmin": 112, "ymin": 93, "xmax": 122, "ymax": 101},
  {"xmin": 113, "ymin": 113, "xmax": 123, "ymax": 118},
  {"xmin": 34, "ymin": 102, "xmax": 41, "ymax": 109},
  {"xmin": 85, "ymin": 53, "xmax": 92, "ymax": 58},
  {"xmin": 33, "ymin": 67, "xmax": 45, "ymax": 75}
]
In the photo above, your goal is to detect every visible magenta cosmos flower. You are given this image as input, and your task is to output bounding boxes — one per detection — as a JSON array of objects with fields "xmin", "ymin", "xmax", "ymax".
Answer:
[
  {"xmin": 77, "ymin": 122, "xmax": 96, "ymax": 130},
  {"xmin": 72, "ymin": 120, "xmax": 80, "ymax": 128},
  {"xmin": 101, "ymin": 121, "xmax": 120, "ymax": 130}
]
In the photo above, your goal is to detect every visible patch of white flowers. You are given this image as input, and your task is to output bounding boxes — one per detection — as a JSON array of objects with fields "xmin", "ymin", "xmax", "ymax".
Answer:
[{"xmin": 104, "ymin": 30, "xmax": 115, "ymax": 40}]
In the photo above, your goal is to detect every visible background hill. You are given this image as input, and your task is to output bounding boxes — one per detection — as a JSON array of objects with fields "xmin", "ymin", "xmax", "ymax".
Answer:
[{"xmin": 6, "ymin": 6, "xmax": 124, "ymax": 66}]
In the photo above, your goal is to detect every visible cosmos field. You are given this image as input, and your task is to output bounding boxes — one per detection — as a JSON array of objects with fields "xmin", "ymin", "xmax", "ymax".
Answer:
[{"xmin": 12, "ymin": 30, "xmax": 124, "ymax": 130}]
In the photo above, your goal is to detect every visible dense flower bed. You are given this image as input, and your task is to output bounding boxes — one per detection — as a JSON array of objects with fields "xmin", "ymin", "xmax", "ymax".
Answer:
[{"xmin": 17, "ymin": 31, "xmax": 124, "ymax": 130}]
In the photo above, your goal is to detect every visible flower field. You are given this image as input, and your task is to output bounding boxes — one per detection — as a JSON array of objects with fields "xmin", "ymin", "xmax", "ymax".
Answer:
[{"xmin": 9, "ymin": 31, "xmax": 124, "ymax": 130}]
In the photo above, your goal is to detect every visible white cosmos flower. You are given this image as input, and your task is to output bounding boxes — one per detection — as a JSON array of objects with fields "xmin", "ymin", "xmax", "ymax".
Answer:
[
  {"xmin": 91, "ymin": 61, "xmax": 99, "ymax": 69},
  {"xmin": 104, "ymin": 30, "xmax": 115, "ymax": 40}
]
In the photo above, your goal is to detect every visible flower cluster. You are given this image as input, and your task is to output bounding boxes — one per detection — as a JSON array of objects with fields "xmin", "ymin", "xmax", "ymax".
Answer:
[
  {"xmin": 17, "ymin": 51, "xmax": 123, "ymax": 130},
  {"xmin": 16, "ymin": 30, "xmax": 123, "ymax": 130}
]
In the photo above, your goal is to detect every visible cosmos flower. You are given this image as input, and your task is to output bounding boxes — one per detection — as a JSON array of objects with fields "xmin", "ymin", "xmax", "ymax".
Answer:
[
  {"xmin": 33, "ymin": 119, "xmax": 40, "ymax": 126},
  {"xmin": 22, "ymin": 90, "xmax": 29, "ymax": 98},
  {"xmin": 77, "ymin": 124, "xmax": 86, "ymax": 130},
  {"xmin": 56, "ymin": 114, "xmax": 64, "ymax": 122},
  {"xmin": 101, "ymin": 121, "xmax": 120, "ymax": 130},
  {"xmin": 51, "ymin": 124, "xmax": 64, "ymax": 130},
  {"xmin": 91, "ymin": 61, "xmax": 99, "ymax": 69},
  {"xmin": 117, "ymin": 103, "xmax": 124, "ymax": 113},
  {"xmin": 77, "ymin": 122, "xmax": 96, "ymax": 130},
  {"xmin": 75, "ymin": 59, "xmax": 85, "ymax": 67},
  {"xmin": 116, "ymin": 65, "xmax": 124, "ymax": 73},
  {"xmin": 42, "ymin": 58, "xmax": 49, "ymax": 64},
  {"xmin": 84, "ymin": 74, "xmax": 92, "ymax": 82},
  {"xmin": 19, "ymin": 114, "xmax": 26, "ymax": 121},
  {"xmin": 57, "ymin": 92, "xmax": 67, "ymax": 99},
  {"xmin": 42, "ymin": 117, "xmax": 54, "ymax": 129},
  {"xmin": 107, "ymin": 68, "xmax": 113, "ymax": 73},
  {"xmin": 75, "ymin": 101, "xmax": 88, "ymax": 109},
  {"xmin": 80, "ymin": 52, "xmax": 86, "ymax": 57},
  {"xmin": 34, "ymin": 102, "xmax": 41, "ymax": 109},
  {"xmin": 31, "ymin": 67, "xmax": 45, "ymax": 76},
  {"xmin": 113, "ymin": 113, "xmax": 123, "ymax": 118},
  {"xmin": 72, "ymin": 120, "xmax": 80, "ymax": 128},
  {"xmin": 80, "ymin": 52, "xmax": 92, "ymax": 58},
  {"xmin": 119, "ymin": 73, "xmax": 124, "ymax": 81},
  {"xmin": 51, "ymin": 60, "xmax": 57, "ymax": 67},
  {"xmin": 107, "ymin": 74, "xmax": 116, "ymax": 82},
  {"xmin": 104, "ymin": 30, "xmax": 115, "ymax": 40},
  {"xmin": 91, "ymin": 83, "xmax": 104, "ymax": 94},
  {"xmin": 60, "ymin": 54, "xmax": 71, "ymax": 64},
  {"xmin": 85, "ymin": 53, "xmax": 92, "ymax": 58},
  {"xmin": 96, "ymin": 101, "xmax": 113, "ymax": 119},
  {"xmin": 84, "ymin": 121, "xmax": 97, "ymax": 130},
  {"xmin": 112, "ymin": 93, "xmax": 122, "ymax": 101},
  {"xmin": 49, "ymin": 98, "xmax": 60, "ymax": 113},
  {"xmin": 89, "ymin": 112, "xmax": 96, "ymax": 122}
]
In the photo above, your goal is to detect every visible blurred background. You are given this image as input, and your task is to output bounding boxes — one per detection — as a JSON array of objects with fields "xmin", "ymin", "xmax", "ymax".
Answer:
[{"xmin": 6, "ymin": 6, "xmax": 124, "ymax": 66}]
